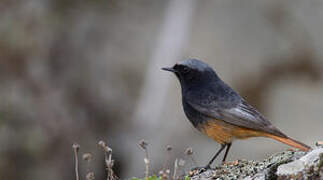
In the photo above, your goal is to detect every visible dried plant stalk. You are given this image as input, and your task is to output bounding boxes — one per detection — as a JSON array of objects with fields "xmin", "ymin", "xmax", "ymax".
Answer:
[{"xmin": 72, "ymin": 143, "xmax": 80, "ymax": 180}]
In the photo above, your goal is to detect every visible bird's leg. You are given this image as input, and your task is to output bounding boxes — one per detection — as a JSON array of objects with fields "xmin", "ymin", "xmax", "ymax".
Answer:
[
  {"xmin": 189, "ymin": 144, "xmax": 227, "ymax": 174},
  {"xmin": 204, "ymin": 144, "xmax": 226, "ymax": 169},
  {"xmin": 222, "ymin": 143, "xmax": 232, "ymax": 163}
]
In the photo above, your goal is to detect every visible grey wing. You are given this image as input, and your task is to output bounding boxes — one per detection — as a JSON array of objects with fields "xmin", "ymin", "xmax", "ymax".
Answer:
[{"xmin": 186, "ymin": 98, "xmax": 287, "ymax": 138}]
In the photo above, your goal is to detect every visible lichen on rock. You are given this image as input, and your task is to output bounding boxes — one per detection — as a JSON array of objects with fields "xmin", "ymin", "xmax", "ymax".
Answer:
[{"xmin": 189, "ymin": 146, "xmax": 323, "ymax": 180}]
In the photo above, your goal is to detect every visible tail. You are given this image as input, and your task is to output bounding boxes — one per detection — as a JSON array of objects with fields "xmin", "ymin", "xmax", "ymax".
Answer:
[{"xmin": 265, "ymin": 134, "xmax": 311, "ymax": 151}]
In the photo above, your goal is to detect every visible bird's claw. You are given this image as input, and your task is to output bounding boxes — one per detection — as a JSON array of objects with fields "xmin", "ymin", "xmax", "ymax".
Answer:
[{"xmin": 188, "ymin": 165, "xmax": 212, "ymax": 176}]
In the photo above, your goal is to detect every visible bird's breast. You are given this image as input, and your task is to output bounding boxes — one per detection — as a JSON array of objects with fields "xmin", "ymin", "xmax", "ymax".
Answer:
[{"xmin": 182, "ymin": 99, "xmax": 209, "ymax": 127}]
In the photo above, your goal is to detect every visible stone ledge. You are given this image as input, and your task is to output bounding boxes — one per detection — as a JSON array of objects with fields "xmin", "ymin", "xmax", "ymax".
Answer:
[{"xmin": 189, "ymin": 146, "xmax": 323, "ymax": 180}]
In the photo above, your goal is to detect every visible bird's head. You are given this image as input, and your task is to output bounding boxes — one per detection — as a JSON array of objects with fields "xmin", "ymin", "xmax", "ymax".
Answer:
[{"xmin": 162, "ymin": 59, "xmax": 219, "ymax": 88}]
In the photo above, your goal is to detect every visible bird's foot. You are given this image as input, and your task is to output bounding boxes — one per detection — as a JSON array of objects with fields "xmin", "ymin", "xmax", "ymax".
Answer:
[{"xmin": 188, "ymin": 165, "xmax": 212, "ymax": 176}]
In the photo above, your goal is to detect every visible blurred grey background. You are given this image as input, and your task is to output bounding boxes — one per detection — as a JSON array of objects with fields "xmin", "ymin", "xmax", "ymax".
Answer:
[{"xmin": 0, "ymin": 0, "xmax": 323, "ymax": 179}]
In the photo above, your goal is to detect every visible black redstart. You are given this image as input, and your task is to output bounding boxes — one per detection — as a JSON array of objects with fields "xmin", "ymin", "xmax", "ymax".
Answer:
[{"xmin": 162, "ymin": 59, "xmax": 311, "ymax": 168}]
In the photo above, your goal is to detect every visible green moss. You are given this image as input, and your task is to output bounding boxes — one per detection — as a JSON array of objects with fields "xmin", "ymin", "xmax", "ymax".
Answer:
[{"xmin": 130, "ymin": 175, "xmax": 161, "ymax": 180}]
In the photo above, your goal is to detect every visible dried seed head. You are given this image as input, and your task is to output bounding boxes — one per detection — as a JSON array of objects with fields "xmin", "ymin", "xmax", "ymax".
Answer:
[
  {"xmin": 166, "ymin": 145, "xmax": 172, "ymax": 151},
  {"xmin": 139, "ymin": 139, "xmax": 148, "ymax": 150},
  {"xmin": 86, "ymin": 172, "xmax": 95, "ymax": 180},
  {"xmin": 185, "ymin": 147, "xmax": 193, "ymax": 155},
  {"xmin": 98, "ymin": 141, "xmax": 106, "ymax": 148},
  {"xmin": 106, "ymin": 146, "xmax": 112, "ymax": 153},
  {"xmin": 82, "ymin": 153, "xmax": 93, "ymax": 162},
  {"xmin": 98, "ymin": 140, "xmax": 112, "ymax": 153},
  {"xmin": 72, "ymin": 143, "xmax": 80, "ymax": 151}
]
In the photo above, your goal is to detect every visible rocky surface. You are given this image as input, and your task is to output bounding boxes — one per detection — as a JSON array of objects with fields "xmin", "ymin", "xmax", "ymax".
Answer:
[{"xmin": 188, "ymin": 146, "xmax": 323, "ymax": 180}]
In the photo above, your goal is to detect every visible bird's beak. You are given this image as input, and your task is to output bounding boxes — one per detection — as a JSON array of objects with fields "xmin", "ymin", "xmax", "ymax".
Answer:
[{"xmin": 161, "ymin": 67, "xmax": 176, "ymax": 72}]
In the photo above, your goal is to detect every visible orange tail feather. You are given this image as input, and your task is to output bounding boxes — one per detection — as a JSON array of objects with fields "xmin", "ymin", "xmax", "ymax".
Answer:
[{"xmin": 265, "ymin": 134, "xmax": 311, "ymax": 151}]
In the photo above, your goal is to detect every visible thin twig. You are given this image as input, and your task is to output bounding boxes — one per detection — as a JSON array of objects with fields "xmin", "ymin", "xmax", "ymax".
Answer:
[
  {"xmin": 173, "ymin": 158, "xmax": 185, "ymax": 180},
  {"xmin": 173, "ymin": 158, "xmax": 178, "ymax": 180},
  {"xmin": 98, "ymin": 140, "xmax": 117, "ymax": 180},
  {"xmin": 163, "ymin": 145, "xmax": 172, "ymax": 172},
  {"xmin": 139, "ymin": 139, "xmax": 150, "ymax": 180},
  {"xmin": 185, "ymin": 147, "xmax": 197, "ymax": 167},
  {"xmin": 178, "ymin": 159, "xmax": 186, "ymax": 180},
  {"xmin": 83, "ymin": 153, "xmax": 95, "ymax": 180},
  {"xmin": 73, "ymin": 143, "xmax": 80, "ymax": 180}
]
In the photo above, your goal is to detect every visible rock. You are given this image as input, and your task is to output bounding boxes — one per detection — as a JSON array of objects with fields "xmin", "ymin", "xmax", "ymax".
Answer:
[
  {"xmin": 188, "ymin": 147, "xmax": 323, "ymax": 180},
  {"xmin": 276, "ymin": 148, "xmax": 323, "ymax": 180}
]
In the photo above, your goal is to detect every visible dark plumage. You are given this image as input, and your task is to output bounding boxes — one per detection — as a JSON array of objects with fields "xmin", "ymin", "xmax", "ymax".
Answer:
[{"xmin": 162, "ymin": 59, "xmax": 311, "ymax": 168}]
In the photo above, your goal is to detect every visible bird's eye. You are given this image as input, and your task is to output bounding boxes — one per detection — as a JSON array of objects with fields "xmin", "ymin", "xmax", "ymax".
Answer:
[{"xmin": 182, "ymin": 66, "xmax": 190, "ymax": 73}]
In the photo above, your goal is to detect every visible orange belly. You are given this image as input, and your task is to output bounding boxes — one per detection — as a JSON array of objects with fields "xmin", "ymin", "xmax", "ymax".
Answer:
[{"xmin": 198, "ymin": 120, "xmax": 265, "ymax": 144}]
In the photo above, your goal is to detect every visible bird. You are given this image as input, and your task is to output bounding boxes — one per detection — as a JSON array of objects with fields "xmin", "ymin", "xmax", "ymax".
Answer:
[{"xmin": 162, "ymin": 59, "xmax": 311, "ymax": 169}]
